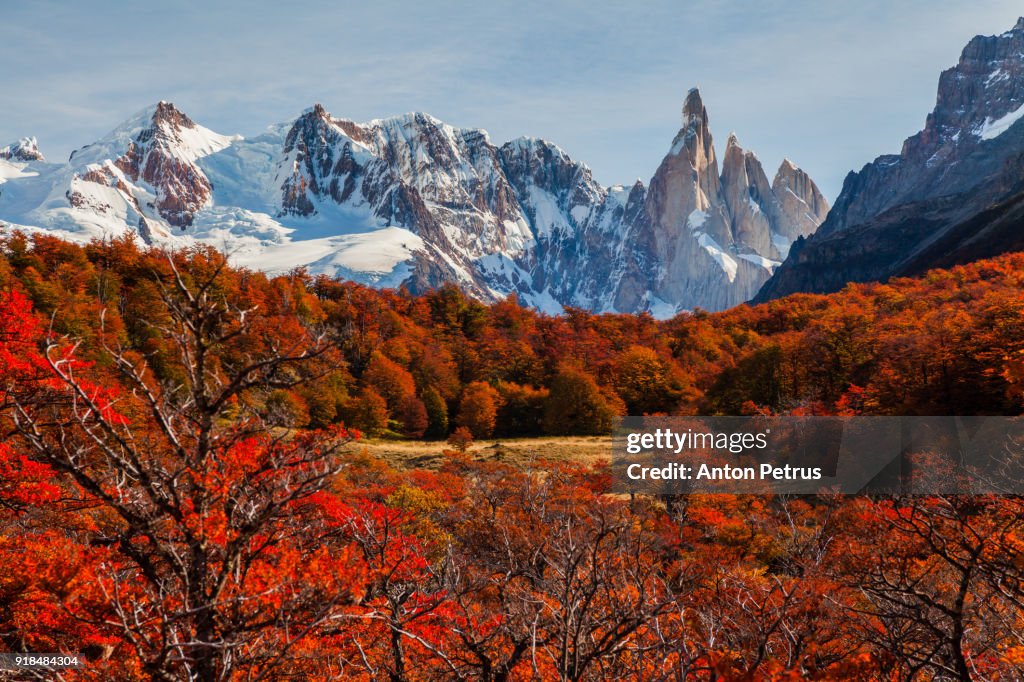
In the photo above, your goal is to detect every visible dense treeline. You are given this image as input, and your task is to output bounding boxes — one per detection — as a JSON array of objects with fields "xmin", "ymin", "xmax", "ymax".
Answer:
[
  {"xmin": 2, "ymin": 233, "xmax": 1024, "ymax": 679},
  {"xmin": 2, "ymin": 232, "xmax": 1022, "ymax": 439}
]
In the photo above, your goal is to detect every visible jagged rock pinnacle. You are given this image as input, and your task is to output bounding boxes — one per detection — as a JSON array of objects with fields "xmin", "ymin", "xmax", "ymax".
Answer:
[
  {"xmin": 683, "ymin": 88, "xmax": 705, "ymax": 125},
  {"xmin": 152, "ymin": 101, "xmax": 194, "ymax": 129}
]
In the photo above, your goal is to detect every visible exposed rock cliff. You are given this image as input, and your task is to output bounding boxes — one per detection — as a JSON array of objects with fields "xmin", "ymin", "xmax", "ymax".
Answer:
[{"xmin": 757, "ymin": 17, "xmax": 1024, "ymax": 302}]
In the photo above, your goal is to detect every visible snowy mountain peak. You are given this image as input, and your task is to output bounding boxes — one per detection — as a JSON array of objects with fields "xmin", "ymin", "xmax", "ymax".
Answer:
[
  {"xmin": 502, "ymin": 136, "xmax": 581, "ymax": 171},
  {"xmin": 71, "ymin": 102, "xmax": 236, "ymax": 166},
  {"xmin": 60, "ymin": 101, "xmax": 239, "ymax": 229},
  {"xmin": 0, "ymin": 137, "xmax": 44, "ymax": 162},
  {"xmin": 152, "ymin": 100, "xmax": 195, "ymax": 129},
  {"xmin": 392, "ymin": 111, "xmax": 445, "ymax": 127}
]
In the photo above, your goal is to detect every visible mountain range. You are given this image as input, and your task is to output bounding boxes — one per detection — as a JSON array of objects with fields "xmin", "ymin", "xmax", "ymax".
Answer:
[{"xmin": 0, "ymin": 91, "xmax": 825, "ymax": 317}]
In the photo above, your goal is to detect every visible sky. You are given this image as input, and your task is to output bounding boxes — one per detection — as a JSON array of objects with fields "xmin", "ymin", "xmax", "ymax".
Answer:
[{"xmin": 2, "ymin": 0, "xmax": 1022, "ymax": 200}]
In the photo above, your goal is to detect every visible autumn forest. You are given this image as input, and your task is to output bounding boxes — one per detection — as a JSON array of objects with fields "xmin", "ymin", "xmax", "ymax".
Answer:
[{"xmin": 3, "ymin": 232, "xmax": 1024, "ymax": 680}]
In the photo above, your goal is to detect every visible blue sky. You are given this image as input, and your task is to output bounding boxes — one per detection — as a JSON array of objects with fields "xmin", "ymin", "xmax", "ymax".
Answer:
[{"xmin": 2, "ymin": 0, "xmax": 1022, "ymax": 199}]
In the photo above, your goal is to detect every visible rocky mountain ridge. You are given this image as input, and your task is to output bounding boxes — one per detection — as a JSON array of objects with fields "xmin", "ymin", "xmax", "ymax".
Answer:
[
  {"xmin": 0, "ymin": 137, "xmax": 44, "ymax": 162},
  {"xmin": 757, "ymin": 17, "xmax": 1024, "ymax": 301}
]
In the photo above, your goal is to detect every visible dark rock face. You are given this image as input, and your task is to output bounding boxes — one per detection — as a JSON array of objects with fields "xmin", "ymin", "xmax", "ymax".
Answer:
[
  {"xmin": 757, "ymin": 17, "xmax": 1024, "ymax": 302},
  {"xmin": 274, "ymin": 106, "xmax": 544, "ymax": 300},
  {"xmin": 496, "ymin": 136, "xmax": 621, "ymax": 306},
  {"xmin": 0, "ymin": 137, "xmax": 44, "ymax": 162}
]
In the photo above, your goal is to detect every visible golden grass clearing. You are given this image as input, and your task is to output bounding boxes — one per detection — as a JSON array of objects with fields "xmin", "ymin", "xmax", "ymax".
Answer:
[{"xmin": 350, "ymin": 435, "xmax": 613, "ymax": 470}]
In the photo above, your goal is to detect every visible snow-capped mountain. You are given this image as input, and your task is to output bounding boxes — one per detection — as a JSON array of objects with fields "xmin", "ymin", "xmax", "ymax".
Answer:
[
  {"xmin": 0, "ymin": 137, "xmax": 46, "ymax": 186},
  {"xmin": 0, "ymin": 137, "xmax": 44, "ymax": 162},
  {"xmin": 71, "ymin": 101, "xmax": 238, "ymax": 230},
  {"xmin": 757, "ymin": 17, "xmax": 1024, "ymax": 302},
  {"xmin": 0, "ymin": 103, "xmax": 238, "ymax": 244},
  {"xmin": 0, "ymin": 92, "xmax": 826, "ymax": 316}
]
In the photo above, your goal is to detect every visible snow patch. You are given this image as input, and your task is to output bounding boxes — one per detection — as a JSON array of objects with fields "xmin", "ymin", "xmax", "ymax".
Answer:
[
  {"xmin": 519, "ymin": 287, "xmax": 565, "ymax": 315},
  {"xmin": 570, "ymin": 204, "xmax": 590, "ymax": 224},
  {"xmin": 686, "ymin": 209, "xmax": 708, "ymax": 231},
  {"xmin": 986, "ymin": 68, "xmax": 1011, "ymax": 87},
  {"xmin": 174, "ymin": 125, "xmax": 239, "ymax": 161},
  {"xmin": 976, "ymin": 102, "xmax": 1024, "ymax": 140},
  {"xmin": 693, "ymin": 231, "xmax": 737, "ymax": 282},
  {"xmin": 737, "ymin": 252, "xmax": 779, "ymax": 271},
  {"xmin": 527, "ymin": 184, "xmax": 570, "ymax": 237},
  {"xmin": 644, "ymin": 294, "xmax": 680, "ymax": 320},
  {"xmin": 606, "ymin": 184, "xmax": 631, "ymax": 208},
  {"xmin": 771, "ymin": 232, "xmax": 792, "ymax": 260},
  {"xmin": 0, "ymin": 160, "xmax": 38, "ymax": 183},
  {"xmin": 230, "ymin": 226, "xmax": 423, "ymax": 286}
]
